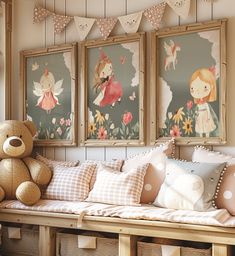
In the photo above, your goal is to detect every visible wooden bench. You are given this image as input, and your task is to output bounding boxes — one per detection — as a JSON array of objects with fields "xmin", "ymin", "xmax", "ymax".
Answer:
[{"xmin": 0, "ymin": 208, "xmax": 234, "ymax": 256}]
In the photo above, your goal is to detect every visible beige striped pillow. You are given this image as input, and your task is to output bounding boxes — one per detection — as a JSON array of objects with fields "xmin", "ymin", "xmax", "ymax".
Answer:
[
  {"xmin": 86, "ymin": 164, "xmax": 148, "ymax": 206},
  {"xmin": 36, "ymin": 153, "xmax": 80, "ymax": 168},
  {"xmin": 85, "ymin": 159, "xmax": 123, "ymax": 190},
  {"xmin": 43, "ymin": 163, "xmax": 96, "ymax": 201}
]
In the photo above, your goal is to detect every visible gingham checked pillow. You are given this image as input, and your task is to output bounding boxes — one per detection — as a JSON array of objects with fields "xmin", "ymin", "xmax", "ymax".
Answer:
[
  {"xmin": 43, "ymin": 163, "xmax": 96, "ymax": 201},
  {"xmin": 36, "ymin": 153, "xmax": 80, "ymax": 168},
  {"xmin": 86, "ymin": 164, "xmax": 148, "ymax": 206},
  {"xmin": 85, "ymin": 159, "xmax": 123, "ymax": 189}
]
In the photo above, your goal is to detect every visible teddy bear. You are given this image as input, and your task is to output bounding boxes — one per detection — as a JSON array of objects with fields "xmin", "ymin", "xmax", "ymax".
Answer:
[{"xmin": 0, "ymin": 120, "xmax": 52, "ymax": 205}]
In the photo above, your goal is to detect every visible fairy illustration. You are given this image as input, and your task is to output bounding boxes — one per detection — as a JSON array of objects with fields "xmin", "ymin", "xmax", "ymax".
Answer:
[
  {"xmin": 33, "ymin": 68, "xmax": 63, "ymax": 113},
  {"xmin": 93, "ymin": 49, "xmax": 123, "ymax": 107},
  {"xmin": 189, "ymin": 67, "xmax": 219, "ymax": 137}
]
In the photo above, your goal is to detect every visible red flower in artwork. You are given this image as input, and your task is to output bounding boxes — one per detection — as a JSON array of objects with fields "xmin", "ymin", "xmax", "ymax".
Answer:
[
  {"xmin": 170, "ymin": 125, "xmax": 181, "ymax": 137},
  {"xmin": 98, "ymin": 127, "xmax": 107, "ymax": 140},
  {"xmin": 122, "ymin": 112, "xmax": 133, "ymax": 125},
  {"xmin": 186, "ymin": 100, "xmax": 193, "ymax": 110}
]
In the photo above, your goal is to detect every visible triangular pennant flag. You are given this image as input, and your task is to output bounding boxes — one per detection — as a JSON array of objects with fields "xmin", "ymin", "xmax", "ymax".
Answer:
[
  {"xmin": 118, "ymin": 12, "xmax": 142, "ymax": 34},
  {"xmin": 166, "ymin": 0, "xmax": 191, "ymax": 19},
  {"xmin": 96, "ymin": 17, "xmax": 118, "ymax": 39},
  {"xmin": 33, "ymin": 5, "xmax": 52, "ymax": 23},
  {"xmin": 143, "ymin": 2, "xmax": 166, "ymax": 30},
  {"xmin": 74, "ymin": 16, "xmax": 95, "ymax": 41},
  {"xmin": 52, "ymin": 14, "xmax": 73, "ymax": 34}
]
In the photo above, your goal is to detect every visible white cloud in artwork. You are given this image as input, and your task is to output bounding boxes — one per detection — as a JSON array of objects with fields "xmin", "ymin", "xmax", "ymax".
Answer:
[
  {"xmin": 121, "ymin": 42, "xmax": 139, "ymax": 87},
  {"xmin": 63, "ymin": 52, "xmax": 72, "ymax": 76},
  {"xmin": 159, "ymin": 77, "xmax": 173, "ymax": 129},
  {"xmin": 198, "ymin": 30, "xmax": 220, "ymax": 79}
]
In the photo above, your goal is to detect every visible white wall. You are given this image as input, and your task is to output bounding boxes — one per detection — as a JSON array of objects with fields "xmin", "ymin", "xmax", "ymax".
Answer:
[{"xmin": 11, "ymin": 0, "xmax": 235, "ymax": 161}]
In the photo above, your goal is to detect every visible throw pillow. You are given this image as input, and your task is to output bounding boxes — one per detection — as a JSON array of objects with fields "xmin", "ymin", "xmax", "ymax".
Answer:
[
  {"xmin": 43, "ymin": 163, "xmax": 96, "ymax": 201},
  {"xmin": 122, "ymin": 139, "xmax": 175, "ymax": 204},
  {"xmin": 86, "ymin": 164, "xmax": 148, "ymax": 206},
  {"xmin": 36, "ymin": 153, "xmax": 79, "ymax": 168},
  {"xmin": 193, "ymin": 146, "xmax": 235, "ymax": 215},
  {"xmin": 153, "ymin": 158, "xmax": 226, "ymax": 211},
  {"xmin": 85, "ymin": 159, "xmax": 123, "ymax": 189}
]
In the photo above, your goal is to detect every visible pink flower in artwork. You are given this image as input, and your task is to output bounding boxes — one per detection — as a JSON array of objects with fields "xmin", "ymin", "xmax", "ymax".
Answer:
[
  {"xmin": 122, "ymin": 112, "xmax": 133, "ymax": 125},
  {"xmin": 60, "ymin": 118, "xmax": 65, "ymax": 126},
  {"xmin": 98, "ymin": 127, "xmax": 107, "ymax": 140},
  {"xmin": 170, "ymin": 125, "xmax": 181, "ymax": 137},
  {"xmin": 65, "ymin": 119, "xmax": 71, "ymax": 126},
  {"xmin": 186, "ymin": 100, "xmax": 193, "ymax": 110}
]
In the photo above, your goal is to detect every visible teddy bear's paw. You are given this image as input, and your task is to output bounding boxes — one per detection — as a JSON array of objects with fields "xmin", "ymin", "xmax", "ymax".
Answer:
[
  {"xmin": 16, "ymin": 181, "xmax": 41, "ymax": 206},
  {"xmin": 0, "ymin": 186, "xmax": 5, "ymax": 202}
]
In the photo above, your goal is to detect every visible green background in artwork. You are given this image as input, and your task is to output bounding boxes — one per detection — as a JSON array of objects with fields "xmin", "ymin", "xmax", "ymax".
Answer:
[
  {"xmin": 26, "ymin": 52, "xmax": 72, "ymax": 140},
  {"xmin": 87, "ymin": 42, "xmax": 140, "ymax": 140},
  {"xmin": 159, "ymin": 30, "xmax": 220, "ymax": 137}
]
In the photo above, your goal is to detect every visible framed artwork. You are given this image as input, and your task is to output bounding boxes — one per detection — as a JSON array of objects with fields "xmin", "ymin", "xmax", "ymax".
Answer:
[
  {"xmin": 20, "ymin": 43, "xmax": 77, "ymax": 146},
  {"xmin": 150, "ymin": 19, "xmax": 227, "ymax": 145},
  {"xmin": 80, "ymin": 33, "xmax": 145, "ymax": 146}
]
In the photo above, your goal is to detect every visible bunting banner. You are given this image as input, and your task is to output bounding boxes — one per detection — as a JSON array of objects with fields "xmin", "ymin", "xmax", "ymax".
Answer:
[
  {"xmin": 143, "ymin": 2, "xmax": 166, "ymax": 30},
  {"xmin": 166, "ymin": 0, "xmax": 191, "ymax": 19},
  {"xmin": 52, "ymin": 14, "xmax": 73, "ymax": 34},
  {"xmin": 118, "ymin": 12, "xmax": 143, "ymax": 34},
  {"xmin": 32, "ymin": 0, "xmax": 212, "ymax": 39},
  {"xmin": 74, "ymin": 16, "xmax": 95, "ymax": 41},
  {"xmin": 33, "ymin": 5, "xmax": 52, "ymax": 23},
  {"xmin": 96, "ymin": 17, "xmax": 118, "ymax": 39}
]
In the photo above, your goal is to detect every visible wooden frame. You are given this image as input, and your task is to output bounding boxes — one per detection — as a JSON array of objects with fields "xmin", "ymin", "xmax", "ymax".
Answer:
[
  {"xmin": 20, "ymin": 43, "xmax": 78, "ymax": 147},
  {"xmin": 80, "ymin": 33, "xmax": 145, "ymax": 146},
  {"xmin": 0, "ymin": 0, "xmax": 12, "ymax": 120},
  {"xmin": 150, "ymin": 19, "xmax": 227, "ymax": 145}
]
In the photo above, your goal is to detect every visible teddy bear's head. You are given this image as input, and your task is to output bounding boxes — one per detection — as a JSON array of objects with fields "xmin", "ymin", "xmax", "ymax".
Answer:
[{"xmin": 0, "ymin": 120, "xmax": 37, "ymax": 159}]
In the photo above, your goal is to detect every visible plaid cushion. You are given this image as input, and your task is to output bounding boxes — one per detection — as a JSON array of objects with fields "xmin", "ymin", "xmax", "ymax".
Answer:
[
  {"xmin": 85, "ymin": 159, "xmax": 123, "ymax": 189},
  {"xmin": 43, "ymin": 163, "xmax": 96, "ymax": 201},
  {"xmin": 86, "ymin": 164, "xmax": 148, "ymax": 206},
  {"xmin": 36, "ymin": 153, "xmax": 80, "ymax": 168}
]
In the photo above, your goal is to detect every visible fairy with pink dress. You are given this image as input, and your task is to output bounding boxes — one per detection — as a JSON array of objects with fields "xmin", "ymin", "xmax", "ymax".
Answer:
[
  {"xmin": 93, "ymin": 49, "xmax": 123, "ymax": 108},
  {"xmin": 33, "ymin": 68, "xmax": 64, "ymax": 113}
]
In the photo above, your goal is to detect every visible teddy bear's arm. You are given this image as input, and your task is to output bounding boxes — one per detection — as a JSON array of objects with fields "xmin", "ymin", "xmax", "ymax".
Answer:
[{"xmin": 23, "ymin": 157, "xmax": 52, "ymax": 185}]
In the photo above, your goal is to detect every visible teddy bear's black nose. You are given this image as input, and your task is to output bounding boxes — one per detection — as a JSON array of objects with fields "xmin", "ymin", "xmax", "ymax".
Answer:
[{"xmin": 9, "ymin": 139, "xmax": 22, "ymax": 147}]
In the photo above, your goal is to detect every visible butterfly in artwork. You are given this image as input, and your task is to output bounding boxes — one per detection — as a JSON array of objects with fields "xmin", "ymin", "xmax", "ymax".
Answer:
[
  {"xmin": 129, "ymin": 91, "xmax": 136, "ymax": 101},
  {"xmin": 120, "ymin": 56, "xmax": 126, "ymax": 64},
  {"xmin": 32, "ymin": 62, "xmax": 39, "ymax": 71}
]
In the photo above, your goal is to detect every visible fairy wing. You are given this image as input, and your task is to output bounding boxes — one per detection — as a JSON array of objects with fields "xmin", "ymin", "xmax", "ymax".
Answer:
[
  {"xmin": 53, "ymin": 79, "xmax": 64, "ymax": 96},
  {"xmin": 164, "ymin": 41, "xmax": 173, "ymax": 56},
  {"xmin": 33, "ymin": 81, "xmax": 43, "ymax": 96}
]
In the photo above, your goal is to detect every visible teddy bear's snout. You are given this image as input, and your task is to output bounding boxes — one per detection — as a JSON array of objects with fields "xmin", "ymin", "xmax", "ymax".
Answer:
[
  {"xmin": 9, "ymin": 138, "xmax": 22, "ymax": 147},
  {"xmin": 3, "ymin": 136, "xmax": 26, "ymax": 157}
]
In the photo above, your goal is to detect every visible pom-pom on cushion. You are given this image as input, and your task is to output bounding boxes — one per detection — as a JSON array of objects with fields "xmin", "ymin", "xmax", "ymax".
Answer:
[
  {"xmin": 43, "ymin": 163, "xmax": 96, "ymax": 201},
  {"xmin": 193, "ymin": 146, "xmax": 235, "ymax": 215},
  {"xmin": 122, "ymin": 139, "xmax": 175, "ymax": 204},
  {"xmin": 85, "ymin": 159, "xmax": 123, "ymax": 189},
  {"xmin": 86, "ymin": 164, "xmax": 149, "ymax": 206},
  {"xmin": 36, "ymin": 153, "xmax": 80, "ymax": 168},
  {"xmin": 153, "ymin": 158, "xmax": 226, "ymax": 211}
]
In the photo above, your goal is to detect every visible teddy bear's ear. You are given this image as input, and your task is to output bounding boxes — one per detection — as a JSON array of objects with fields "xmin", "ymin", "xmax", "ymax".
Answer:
[{"xmin": 23, "ymin": 120, "xmax": 37, "ymax": 136}]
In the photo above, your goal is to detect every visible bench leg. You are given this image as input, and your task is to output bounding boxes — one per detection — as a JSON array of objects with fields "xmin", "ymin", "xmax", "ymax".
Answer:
[
  {"xmin": 39, "ymin": 226, "xmax": 56, "ymax": 256},
  {"xmin": 119, "ymin": 234, "xmax": 137, "ymax": 256},
  {"xmin": 212, "ymin": 243, "xmax": 232, "ymax": 256}
]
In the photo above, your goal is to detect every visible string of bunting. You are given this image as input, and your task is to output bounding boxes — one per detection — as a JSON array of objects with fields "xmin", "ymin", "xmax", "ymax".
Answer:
[{"xmin": 33, "ymin": 0, "xmax": 215, "ymax": 40}]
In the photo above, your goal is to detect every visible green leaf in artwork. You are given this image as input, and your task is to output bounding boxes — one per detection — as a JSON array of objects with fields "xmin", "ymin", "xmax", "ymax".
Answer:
[{"xmin": 112, "ymin": 127, "xmax": 120, "ymax": 136}]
